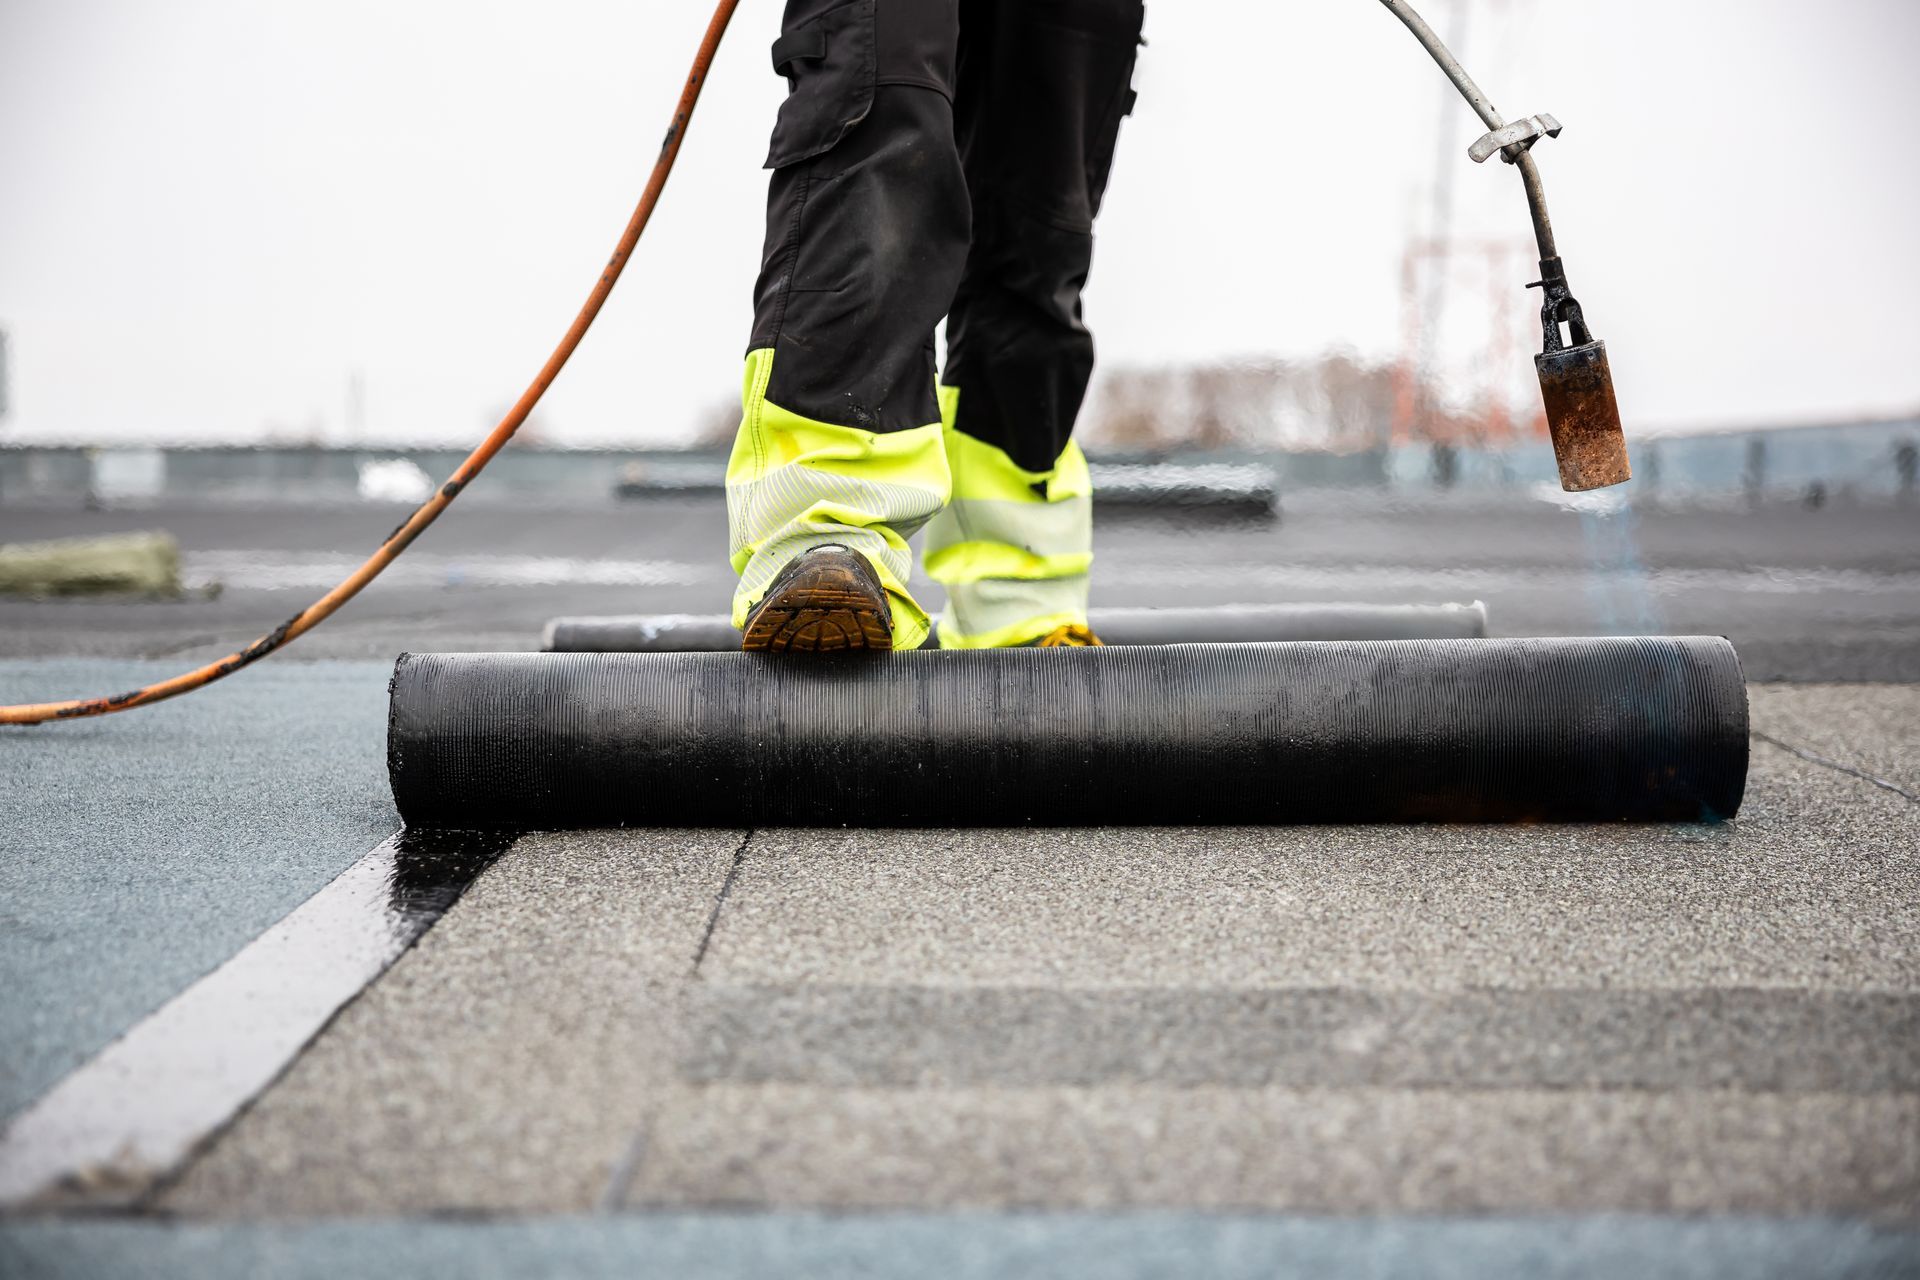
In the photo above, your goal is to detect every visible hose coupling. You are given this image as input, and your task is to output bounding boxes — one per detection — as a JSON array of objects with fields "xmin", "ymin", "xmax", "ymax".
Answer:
[{"xmin": 1469, "ymin": 112, "xmax": 1561, "ymax": 165}]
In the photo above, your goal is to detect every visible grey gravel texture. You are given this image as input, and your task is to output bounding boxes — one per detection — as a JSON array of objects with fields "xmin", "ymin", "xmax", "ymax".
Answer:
[
  {"xmin": 1751, "ymin": 684, "xmax": 1920, "ymax": 795},
  {"xmin": 162, "ymin": 829, "xmax": 743, "ymax": 1216},
  {"xmin": 680, "ymin": 986, "xmax": 1920, "ymax": 1092},
  {"xmin": 628, "ymin": 1085, "xmax": 1919, "ymax": 1216},
  {"xmin": 164, "ymin": 716, "xmax": 1920, "ymax": 1220},
  {"xmin": 697, "ymin": 753, "xmax": 1918, "ymax": 993},
  {"xmin": 0, "ymin": 659, "xmax": 395, "ymax": 1120}
]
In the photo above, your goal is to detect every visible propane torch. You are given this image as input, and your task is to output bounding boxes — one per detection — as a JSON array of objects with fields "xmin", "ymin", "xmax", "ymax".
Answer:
[{"xmin": 1381, "ymin": 0, "xmax": 1630, "ymax": 491}]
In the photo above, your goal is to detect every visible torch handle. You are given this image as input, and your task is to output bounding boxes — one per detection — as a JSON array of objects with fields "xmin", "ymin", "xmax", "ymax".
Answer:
[{"xmin": 1378, "ymin": 0, "xmax": 1559, "ymax": 260}]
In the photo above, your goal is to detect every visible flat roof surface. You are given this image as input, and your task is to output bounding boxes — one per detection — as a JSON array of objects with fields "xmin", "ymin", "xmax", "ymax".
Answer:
[{"xmin": 3, "ymin": 493, "xmax": 1916, "ymax": 1274}]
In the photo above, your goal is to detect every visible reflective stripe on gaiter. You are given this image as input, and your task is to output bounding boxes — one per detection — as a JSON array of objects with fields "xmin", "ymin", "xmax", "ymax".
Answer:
[
  {"xmin": 727, "ymin": 348, "xmax": 949, "ymax": 649},
  {"xmin": 925, "ymin": 386, "xmax": 1095, "ymax": 648},
  {"xmin": 936, "ymin": 572, "xmax": 1092, "ymax": 650}
]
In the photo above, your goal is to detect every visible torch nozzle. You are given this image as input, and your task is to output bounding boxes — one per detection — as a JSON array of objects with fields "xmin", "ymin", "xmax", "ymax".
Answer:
[{"xmin": 1530, "ymin": 257, "xmax": 1629, "ymax": 491}]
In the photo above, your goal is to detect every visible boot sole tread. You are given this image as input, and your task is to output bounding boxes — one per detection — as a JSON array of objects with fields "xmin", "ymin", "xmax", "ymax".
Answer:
[{"xmin": 741, "ymin": 557, "xmax": 892, "ymax": 654}]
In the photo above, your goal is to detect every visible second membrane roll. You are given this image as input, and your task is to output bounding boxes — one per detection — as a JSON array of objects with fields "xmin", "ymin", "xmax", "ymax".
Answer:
[
  {"xmin": 389, "ymin": 637, "xmax": 1748, "ymax": 828},
  {"xmin": 540, "ymin": 602, "xmax": 1491, "ymax": 652}
]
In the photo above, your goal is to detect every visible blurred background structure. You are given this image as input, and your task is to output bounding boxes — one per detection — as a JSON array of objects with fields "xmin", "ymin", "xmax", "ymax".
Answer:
[{"xmin": 1, "ymin": 0, "xmax": 1916, "ymax": 482}]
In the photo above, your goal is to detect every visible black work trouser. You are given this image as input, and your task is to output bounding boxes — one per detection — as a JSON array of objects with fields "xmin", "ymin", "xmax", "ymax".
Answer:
[{"xmin": 748, "ymin": 0, "xmax": 1144, "ymax": 473}]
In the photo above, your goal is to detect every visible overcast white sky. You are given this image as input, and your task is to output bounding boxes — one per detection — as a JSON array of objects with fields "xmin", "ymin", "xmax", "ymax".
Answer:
[{"xmin": 2, "ymin": 0, "xmax": 1917, "ymax": 447}]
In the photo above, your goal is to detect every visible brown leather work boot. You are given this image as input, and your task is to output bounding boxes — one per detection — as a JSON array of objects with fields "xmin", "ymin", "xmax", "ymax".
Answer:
[{"xmin": 741, "ymin": 544, "xmax": 894, "ymax": 653}]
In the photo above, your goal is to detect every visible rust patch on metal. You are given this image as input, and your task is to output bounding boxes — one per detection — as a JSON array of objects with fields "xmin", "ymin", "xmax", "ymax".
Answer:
[{"xmin": 1536, "ymin": 339, "xmax": 1630, "ymax": 491}]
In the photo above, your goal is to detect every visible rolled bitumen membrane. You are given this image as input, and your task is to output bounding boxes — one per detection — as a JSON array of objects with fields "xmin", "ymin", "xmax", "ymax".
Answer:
[
  {"xmin": 610, "ymin": 461, "xmax": 1279, "ymax": 517},
  {"xmin": 389, "ymin": 637, "xmax": 1747, "ymax": 828},
  {"xmin": 1085, "ymin": 462, "xmax": 1278, "ymax": 517},
  {"xmin": 541, "ymin": 603, "xmax": 1491, "ymax": 653}
]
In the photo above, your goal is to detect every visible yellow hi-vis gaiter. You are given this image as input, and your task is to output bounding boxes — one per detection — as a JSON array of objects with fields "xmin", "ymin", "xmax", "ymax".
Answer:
[
  {"xmin": 725, "ymin": 349, "xmax": 950, "ymax": 650},
  {"xmin": 923, "ymin": 386, "xmax": 1095, "ymax": 649}
]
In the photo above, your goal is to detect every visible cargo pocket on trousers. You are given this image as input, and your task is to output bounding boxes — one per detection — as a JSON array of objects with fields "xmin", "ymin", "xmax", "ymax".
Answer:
[
  {"xmin": 764, "ymin": 0, "xmax": 877, "ymax": 169},
  {"xmin": 1085, "ymin": 69, "xmax": 1138, "ymax": 220}
]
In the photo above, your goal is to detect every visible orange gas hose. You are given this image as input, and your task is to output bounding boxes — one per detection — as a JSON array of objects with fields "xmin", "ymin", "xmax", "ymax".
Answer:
[{"xmin": 2, "ymin": 0, "xmax": 740, "ymax": 725}]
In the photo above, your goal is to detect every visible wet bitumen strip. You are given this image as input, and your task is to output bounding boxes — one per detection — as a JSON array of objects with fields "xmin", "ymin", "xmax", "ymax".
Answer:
[
  {"xmin": 690, "ymin": 831, "xmax": 753, "ymax": 975},
  {"xmin": 0, "ymin": 828, "xmax": 515, "ymax": 1213},
  {"xmin": 6, "ymin": 1212, "xmax": 1918, "ymax": 1279}
]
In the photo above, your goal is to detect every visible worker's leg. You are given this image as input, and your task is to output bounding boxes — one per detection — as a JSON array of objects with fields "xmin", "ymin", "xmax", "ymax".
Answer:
[
  {"xmin": 925, "ymin": 0, "xmax": 1143, "ymax": 648},
  {"xmin": 728, "ymin": 0, "xmax": 967, "ymax": 651}
]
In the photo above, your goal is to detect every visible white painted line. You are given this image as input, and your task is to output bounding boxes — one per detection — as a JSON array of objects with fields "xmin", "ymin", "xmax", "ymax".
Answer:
[{"xmin": 0, "ymin": 830, "xmax": 511, "ymax": 1210}]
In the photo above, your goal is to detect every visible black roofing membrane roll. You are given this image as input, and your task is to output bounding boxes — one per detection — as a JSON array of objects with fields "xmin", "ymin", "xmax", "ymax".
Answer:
[
  {"xmin": 388, "ymin": 637, "xmax": 1748, "ymax": 828},
  {"xmin": 539, "ymin": 602, "xmax": 1491, "ymax": 653}
]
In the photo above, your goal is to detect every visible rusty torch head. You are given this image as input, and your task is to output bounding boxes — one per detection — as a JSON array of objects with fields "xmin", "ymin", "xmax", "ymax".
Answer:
[
  {"xmin": 1383, "ymin": 0, "xmax": 1630, "ymax": 490},
  {"xmin": 1531, "ymin": 256, "xmax": 1630, "ymax": 491}
]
